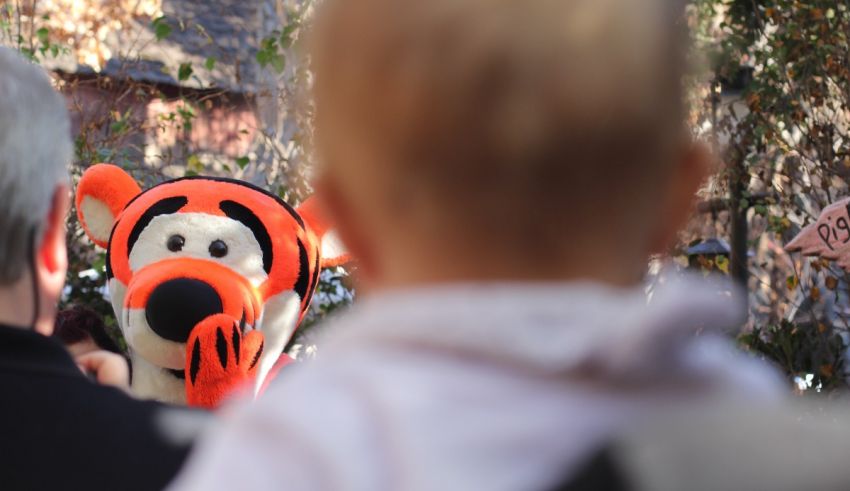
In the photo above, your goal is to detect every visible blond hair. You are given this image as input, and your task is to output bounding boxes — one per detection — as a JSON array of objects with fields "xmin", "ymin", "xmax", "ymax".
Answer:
[{"xmin": 312, "ymin": 0, "xmax": 688, "ymax": 249}]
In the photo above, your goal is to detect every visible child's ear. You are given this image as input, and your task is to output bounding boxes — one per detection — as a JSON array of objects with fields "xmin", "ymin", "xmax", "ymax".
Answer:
[
  {"xmin": 650, "ymin": 142, "xmax": 714, "ymax": 254},
  {"xmin": 75, "ymin": 164, "xmax": 142, "ymax": 248},
  {"xmin": 297, "ymin": 196, "xmax": 352, "ymax": 268}
]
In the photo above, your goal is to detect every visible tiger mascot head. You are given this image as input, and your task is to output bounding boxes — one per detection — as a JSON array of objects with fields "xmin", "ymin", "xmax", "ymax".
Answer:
[{"xmin": 75, "ymin": 164, "xmax": 347, "ymax": 408}]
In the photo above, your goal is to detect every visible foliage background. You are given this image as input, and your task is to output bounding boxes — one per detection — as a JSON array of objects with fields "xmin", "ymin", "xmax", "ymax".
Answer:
[
  {"xmin": 684, "ymin": 0, "xmax": 850, "ymax": 394},
  {"xmin": 1, "ymin": 0, "xmax": 351, "ymax": 357}
]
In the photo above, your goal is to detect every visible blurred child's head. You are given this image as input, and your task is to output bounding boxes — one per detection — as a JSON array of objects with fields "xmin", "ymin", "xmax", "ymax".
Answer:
[
  {"xmin": 311, "ymin": 0, "xmax": 708, "ymax": 288},
  {"xmin": 54, "ymin": 306, "xmax": 123, "ymax": 357}
]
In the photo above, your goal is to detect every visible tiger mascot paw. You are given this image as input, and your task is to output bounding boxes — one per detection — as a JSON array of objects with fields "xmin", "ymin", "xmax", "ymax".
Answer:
[{"xmin": 185, "ymin": 314, "xmax": 265, "ymax": 408}]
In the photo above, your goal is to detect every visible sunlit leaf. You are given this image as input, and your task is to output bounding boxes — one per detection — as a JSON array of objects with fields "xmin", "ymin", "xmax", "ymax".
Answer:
[
  {"xmin": 786, "ymin": 276, "xmax": 799, "ymax": 291},
  {"xmin": 178, "ymin": 63, "xmax": 193, "ymax": 81},
  {"xmin": 152, "ymin": 15, "xmax": 171, "ymax": 41}
]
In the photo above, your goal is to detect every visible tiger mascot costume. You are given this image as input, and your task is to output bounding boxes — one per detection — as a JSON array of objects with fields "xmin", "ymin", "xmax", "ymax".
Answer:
[{"xmin": 75, "ymin": 164, "xmax": 348, "ymax": 408}]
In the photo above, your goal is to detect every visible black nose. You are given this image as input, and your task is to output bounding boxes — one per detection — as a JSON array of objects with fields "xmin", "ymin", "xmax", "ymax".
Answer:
[{"xmin": 145, "ymin": 278, "xmax": 223, "ymax": 343}]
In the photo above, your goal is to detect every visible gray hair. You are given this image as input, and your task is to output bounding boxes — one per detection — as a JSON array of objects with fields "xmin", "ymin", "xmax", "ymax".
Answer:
[{"xmin": 0, "ymin": 48, "xmax": 71, "ymax": 284}]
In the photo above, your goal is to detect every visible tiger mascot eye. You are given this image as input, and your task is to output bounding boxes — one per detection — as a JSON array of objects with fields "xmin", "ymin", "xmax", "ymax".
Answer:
[{"xmin": 75, "ymin": 164, "xmax": 348, "ymax": 408}]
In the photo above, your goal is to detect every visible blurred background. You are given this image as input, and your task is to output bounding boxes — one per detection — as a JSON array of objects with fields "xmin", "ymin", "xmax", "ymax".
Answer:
[
  {"xmin": 0, "ymin": 0, "xmax": 353, "ymax": 359},
  {"xmin": 0, "ymin": 0, "xmax": 847, "ymax": 392}
]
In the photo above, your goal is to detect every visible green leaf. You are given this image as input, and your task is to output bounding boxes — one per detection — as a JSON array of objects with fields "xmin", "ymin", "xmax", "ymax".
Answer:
[
  {"xmin": 280, "ymin": 23, "xmax": 299, "ymax": 48},
  {"xmin": 92, "ymin": 254, "xmax": 106, "ymax": 273},
  {"xmin": 277, "ymin": 185, "xmax": 289, "ymax": 200},
  {"xmin": 260, "ymin": 36, "xmax": 278, "ymax": 51},
  {"xmin": 256, "ymin": 35, "xmax": 282, "ymax": 69},
  {"xmin": 256, "ymin": 49, "xmax": 271, "ymax": 67},
  {"xmin": 204, "ymin": 56, "xmax": 216, "ymax": 71},
  {"xmin": 36, "ymin": 27, "xmax": 49, "ymax": 45},
  {"xmin": 152, "ymin": 16, "xmax": 172, "ymax": 41},
  {"xmin": 178, "ymin": 63, "xmax": 193, "ymax": 81},
  {"xmin": 110, "ymin": 120, "xmax": 127, "ymax": 135},
  {"xmin": 270, "ymin": 53, "xmax": 286, "ymax": 73},
  {"xmin": 715, "ymin": 255, "xmax": 730, "ymax": 274},
  {"xmin": 187, "ymin": 154, "xmax": 203, "ymax": 173},
  {"xmin": 281, "ymin": 23, "xmax": 299, "ymax": 39},
  {"xmin": 235, "ymin": 156, "xmax": 250, "ymax": 169}
]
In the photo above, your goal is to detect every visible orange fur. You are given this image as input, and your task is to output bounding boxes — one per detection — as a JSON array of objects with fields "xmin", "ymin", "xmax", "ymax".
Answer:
[{"xmin": 74, "ymin": 164, "xmax": 141, "ymax": 248}]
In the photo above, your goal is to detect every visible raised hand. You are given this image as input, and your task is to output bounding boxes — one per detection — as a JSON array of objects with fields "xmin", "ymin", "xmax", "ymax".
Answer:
[{"xmin": 184, "ymin": 314, "xmax": 264, "ymax": 409}]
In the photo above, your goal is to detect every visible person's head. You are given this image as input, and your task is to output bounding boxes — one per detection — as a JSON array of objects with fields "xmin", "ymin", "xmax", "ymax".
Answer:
[
  {"xmin": 54, "ymin": 306, "xmax": 123, "ymax": 357},
  {"xmin": 0, "ymin": 48, "xmax": 71, "ymax": 333},
  {"xmin": 311, "ymin": 0, "xmax": 709, "ymax": 289}
]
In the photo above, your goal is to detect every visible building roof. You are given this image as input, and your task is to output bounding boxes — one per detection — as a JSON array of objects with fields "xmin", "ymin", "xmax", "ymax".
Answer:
[{"xmin": 48, "ymin": 0, "xmax": 263, "ymax": 94}]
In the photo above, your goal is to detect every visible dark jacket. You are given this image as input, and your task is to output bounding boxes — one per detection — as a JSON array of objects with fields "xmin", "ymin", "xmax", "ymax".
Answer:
[{"xmin": 0, "ymin": 323, "xmax": 197, "ymax": 491}]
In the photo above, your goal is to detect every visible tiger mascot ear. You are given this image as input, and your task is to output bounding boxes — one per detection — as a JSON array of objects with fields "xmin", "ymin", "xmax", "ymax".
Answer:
[
  {"xmin": 297, "ymin": 196, "xmax": 351, "ymax": 268},
  {"xmin": 75, "ymin": 164, "xmax": 142, "ymax": 248}
]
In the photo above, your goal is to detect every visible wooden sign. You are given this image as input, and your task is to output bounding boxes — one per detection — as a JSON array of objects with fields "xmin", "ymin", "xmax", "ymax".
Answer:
[{"xmin": 786, "ymin": 198, "xmax": 850, "ymax": 270}]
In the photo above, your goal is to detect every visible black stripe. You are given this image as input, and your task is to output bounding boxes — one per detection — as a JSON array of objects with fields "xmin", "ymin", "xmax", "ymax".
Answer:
[
  {"xmin": 294, "ymin": 239, "xmax": 310, "ymax": 301},
  {"xmin": 167, "ymin": 368, "xmax": 186, "ymax": 380},
  {"xmin": 231, "ymin": 323, "xmax": 241, "ymax": 364},
  {"xmin": 189, "ymin": 339, "xmax": 201, "ymax": 385},
  {"xmin": 220, "ymin": 200, "xmax": 274, "ymax": 274},
  {"xmin": 124, "ymin": 176, "xmax": 305, "ymax": 230},
  {"xmin": 249, "ymin": 340, "xmax": 263, "ymax": 370},
  {"xmin": 303, "ymin": 247, "xmax": 321, "ymax": 312},
  {"xmin": 215, "ymin": 327, "xmax": 228, "ymax": 369},
  {"xmin": 127, "ymin": 196, "xmax": 188, "ymax": 254},
  {"xmin": 105, "ymin": 220, "xmax": 119, "ymax": 279}
]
